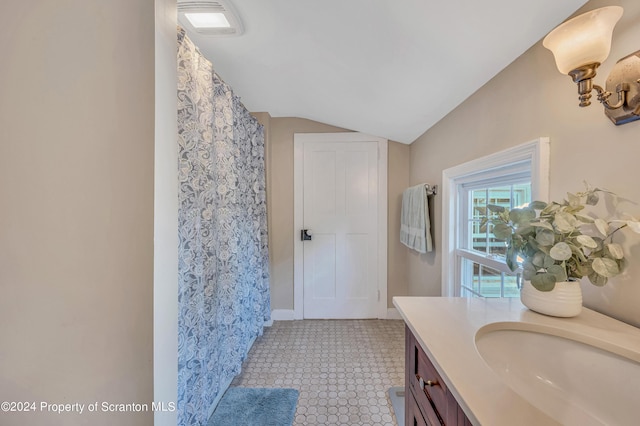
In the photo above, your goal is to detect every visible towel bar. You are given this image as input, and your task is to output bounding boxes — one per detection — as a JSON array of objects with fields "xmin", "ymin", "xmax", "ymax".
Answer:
[{"xmin": 424, "ymin": 184, "xmax": 437, "ymax": 196}]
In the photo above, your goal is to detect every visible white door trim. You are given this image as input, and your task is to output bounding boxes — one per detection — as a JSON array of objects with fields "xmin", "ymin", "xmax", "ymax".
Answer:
[{"xmin": 294, "ymin": 132, "xmax": 388, "ymax": 319}]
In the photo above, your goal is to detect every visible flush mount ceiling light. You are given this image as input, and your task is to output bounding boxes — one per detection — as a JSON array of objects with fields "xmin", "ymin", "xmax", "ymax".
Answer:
[
  {"xmin": 178, "ymin": 0, "xmax": 244, "ymax": 36},
  {"xmin": 543, "ymin": 6, "xmax": 640, "ymax": 125},
  {"xmin": 184, "ymin": 12, "xmax": 230, "ymax": 29}
]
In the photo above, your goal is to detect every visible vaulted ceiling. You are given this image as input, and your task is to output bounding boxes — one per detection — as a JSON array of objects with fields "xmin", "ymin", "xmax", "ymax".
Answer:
[{"xmin": 184, "ymin": 0, "xmax": 588, "ymax": 143}]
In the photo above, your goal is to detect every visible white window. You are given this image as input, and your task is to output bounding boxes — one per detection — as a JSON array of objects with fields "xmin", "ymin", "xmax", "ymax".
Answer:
[
  {"xmin": 459, "ymin": 179, "xmax": 531, "ymax": 297},
  {"xmin": 441, "ymin": 139, "xmax": 550, "ymax": 297}
]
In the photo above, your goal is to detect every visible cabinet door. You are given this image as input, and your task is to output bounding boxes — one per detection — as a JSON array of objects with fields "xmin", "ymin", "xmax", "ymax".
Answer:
[
  {"xmin": 446, "ymin": 399, "xmax": 473, "ymax": 426},
  {"xmin": 406, "ymin": 391, "xmax": 429, "ymax": 426}
]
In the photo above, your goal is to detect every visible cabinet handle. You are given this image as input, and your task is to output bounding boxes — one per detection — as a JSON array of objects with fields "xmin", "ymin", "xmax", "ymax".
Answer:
[{"xmin": 417, "ymin": 374, "xmax": 439, "ymax": 389}]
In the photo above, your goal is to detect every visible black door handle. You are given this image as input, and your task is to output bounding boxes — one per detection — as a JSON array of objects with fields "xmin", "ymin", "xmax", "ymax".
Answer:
[{"xmin": 301, "ymin": 229, "xmax": 312, "ymax": 241}]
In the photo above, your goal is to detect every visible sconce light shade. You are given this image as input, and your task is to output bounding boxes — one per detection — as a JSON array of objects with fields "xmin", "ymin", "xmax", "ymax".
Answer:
[{"xmin": 543, "ymin": 6, "xmax": 623, "ymax": 74}]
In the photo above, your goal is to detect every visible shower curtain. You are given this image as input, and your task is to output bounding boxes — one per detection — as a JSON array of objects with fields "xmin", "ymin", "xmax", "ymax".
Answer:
[{"xmin": 176, "ymin": 28, "xmax": 271, "ymax": 426}]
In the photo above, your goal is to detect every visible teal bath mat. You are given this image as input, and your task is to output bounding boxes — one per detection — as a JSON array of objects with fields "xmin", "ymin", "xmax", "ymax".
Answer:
[{"xmin": 208, "ymin": 387, "xmax": 299, "ymax": 426}]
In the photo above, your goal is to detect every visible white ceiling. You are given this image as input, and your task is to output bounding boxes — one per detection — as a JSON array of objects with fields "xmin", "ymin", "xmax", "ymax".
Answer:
[{"xmin": 184, "ymin": 0, "xmax": 587, "ymax": 144}]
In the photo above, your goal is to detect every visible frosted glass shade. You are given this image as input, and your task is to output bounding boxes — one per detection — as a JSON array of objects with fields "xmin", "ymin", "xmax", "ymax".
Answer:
[
  {"xmin": 185, "ymin": 13, "xmax": 230, "ymax": 28},
  {"xmin": 543, "ymin": 6, "xmax": 623, "ymax": 75}
]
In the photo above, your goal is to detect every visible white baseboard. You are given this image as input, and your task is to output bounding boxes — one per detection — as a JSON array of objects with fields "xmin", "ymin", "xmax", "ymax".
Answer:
[
  {"xmin": 270, "ymin": 308, "xmax": 400, "ymax": 321},
  {"xmin": 270, "ymin": 309, "xmax": 296, "ymax": 321},
  {"xmin": 386, "ymin": 308, "xmax": 402, "ymax": 320}
]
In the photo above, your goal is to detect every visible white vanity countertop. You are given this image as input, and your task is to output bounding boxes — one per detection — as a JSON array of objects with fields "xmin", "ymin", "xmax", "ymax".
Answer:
[{"xmin": 393, "ymin": 296, "xmax": 640, "ymax": 426}]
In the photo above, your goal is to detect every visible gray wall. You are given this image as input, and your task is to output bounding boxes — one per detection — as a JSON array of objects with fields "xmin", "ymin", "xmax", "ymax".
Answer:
[
  {"xmin": 0, "ymin": 1, "xmax": 156, "ymax": 425},
  {"xmin": 408, "ymin": 0, "xmax": 640, "ymax": 327}
]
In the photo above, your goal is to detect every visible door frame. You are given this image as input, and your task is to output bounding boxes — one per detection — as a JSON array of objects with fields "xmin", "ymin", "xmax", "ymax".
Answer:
[{"xmin": 293, "ymin": 132, "xmax": 388, "ymax": 319}]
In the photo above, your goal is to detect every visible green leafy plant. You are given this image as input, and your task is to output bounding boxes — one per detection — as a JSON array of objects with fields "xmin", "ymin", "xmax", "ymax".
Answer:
[{"xmin": 485, "ymin": 184, "xmax": 640, "ymax": 291}]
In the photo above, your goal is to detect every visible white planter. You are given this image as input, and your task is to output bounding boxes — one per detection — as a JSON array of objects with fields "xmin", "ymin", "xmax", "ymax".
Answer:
[{"xmin": 520, "ymin": 280, "xmax": 582, "ymax": 317}]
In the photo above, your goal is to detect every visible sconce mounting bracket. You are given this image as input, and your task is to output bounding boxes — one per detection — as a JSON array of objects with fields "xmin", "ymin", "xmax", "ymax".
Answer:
[{"xmin": 604, "ymin": 50, "xmax": 640, "ymax": 125}]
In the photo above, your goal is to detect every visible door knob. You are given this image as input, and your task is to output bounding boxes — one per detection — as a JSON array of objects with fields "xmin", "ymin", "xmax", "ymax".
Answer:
[{"xmin": 301, "ymin": 229, "xmax": 313, "ymax": 241}]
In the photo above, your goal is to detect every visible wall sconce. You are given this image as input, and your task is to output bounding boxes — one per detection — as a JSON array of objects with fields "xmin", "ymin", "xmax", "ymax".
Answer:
[{"xmin": 543, "ymin": 6, "xmax": 640, "ymax": 125}]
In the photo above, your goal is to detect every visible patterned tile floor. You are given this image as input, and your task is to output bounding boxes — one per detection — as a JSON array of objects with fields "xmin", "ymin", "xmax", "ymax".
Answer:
[{"xmin": 231, "ymin": 319, "xmax": 406, "ymax": 426}]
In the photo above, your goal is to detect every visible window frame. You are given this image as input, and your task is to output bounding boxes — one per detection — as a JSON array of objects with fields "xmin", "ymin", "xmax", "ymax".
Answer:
[
  {"xmin": 458, "ymin": 180, "xmax": 531, "ymax": 298},
  {"xmin": 441, "ymin": 138, "xmax": 550, "ymax": 297}
]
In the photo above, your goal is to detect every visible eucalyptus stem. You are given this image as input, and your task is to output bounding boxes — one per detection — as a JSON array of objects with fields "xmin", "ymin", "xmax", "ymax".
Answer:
[{"xmin": 606, "ymin": 223, "xmax": 627, "ymax": 242}]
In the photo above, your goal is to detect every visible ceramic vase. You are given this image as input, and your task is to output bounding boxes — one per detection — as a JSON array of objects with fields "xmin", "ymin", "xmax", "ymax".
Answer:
[{"xmin": 520, "ymin": 280, "xmax": 582, "ymax": 317}]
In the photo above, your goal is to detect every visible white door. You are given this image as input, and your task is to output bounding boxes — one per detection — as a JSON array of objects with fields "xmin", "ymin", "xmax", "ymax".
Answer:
[{"xmin": 301, "ymin": 140, "xmax": 379, "ymax": 318}]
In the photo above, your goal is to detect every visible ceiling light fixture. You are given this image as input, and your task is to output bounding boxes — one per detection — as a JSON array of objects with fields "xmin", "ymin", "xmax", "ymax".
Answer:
[
  {"xmin": 178, "ymin": 1, "xmax": 244, "ymax": 36},
  {"xmin": 184, "ymin": 12, "xmax": 230, "ymax": 29},
  {"xmin": 543, "ymin": 6, "xmax": 640, "ymax": 125}
]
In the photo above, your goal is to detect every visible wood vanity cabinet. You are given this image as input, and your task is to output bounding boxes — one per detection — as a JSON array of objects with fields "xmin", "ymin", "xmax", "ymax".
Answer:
[{"xmin": 405, "ymin": 326, "xmax": 472, "ymax": 426}]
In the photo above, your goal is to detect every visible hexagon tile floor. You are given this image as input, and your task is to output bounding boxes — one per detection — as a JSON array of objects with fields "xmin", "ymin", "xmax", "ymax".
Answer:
[{"xmin": 230, "ymin": 319, "xmax": 406, "ymax": 426}]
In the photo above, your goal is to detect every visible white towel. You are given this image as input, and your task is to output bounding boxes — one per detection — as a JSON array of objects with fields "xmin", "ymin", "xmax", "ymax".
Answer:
[{"xmin": 400, "ymin": 185, "xmax": 433, "ymax": 253}]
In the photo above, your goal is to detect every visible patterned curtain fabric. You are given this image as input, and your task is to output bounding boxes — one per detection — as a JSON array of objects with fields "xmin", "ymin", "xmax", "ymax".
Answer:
[{"xmin": 176, "ymin": 28, "xmax": 271, "ymax": 426}]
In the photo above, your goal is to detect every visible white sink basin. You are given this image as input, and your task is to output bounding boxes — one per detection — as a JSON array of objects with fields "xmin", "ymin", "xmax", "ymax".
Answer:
[{"xmin": 475, "ymin": 324, "xmax": 640, "ymax": 426}]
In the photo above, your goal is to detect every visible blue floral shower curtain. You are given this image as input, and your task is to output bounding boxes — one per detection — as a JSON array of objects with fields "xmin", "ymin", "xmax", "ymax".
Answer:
[{"xmin": 176, "ymin": 28, "xmax": 270, "ymax": 426}]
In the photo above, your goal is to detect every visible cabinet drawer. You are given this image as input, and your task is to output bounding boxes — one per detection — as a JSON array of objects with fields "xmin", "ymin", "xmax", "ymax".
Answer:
[
  {"xmin": 407, "ymin": 326, "xmax": 446, "ymax": 424},
  {"xmin": 406, "ymin": 325, "xmax": 473, "ymax": 426},
  {"xmin": 416, "ymin": 345, "xmax": 448, "ymax": 415}
]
